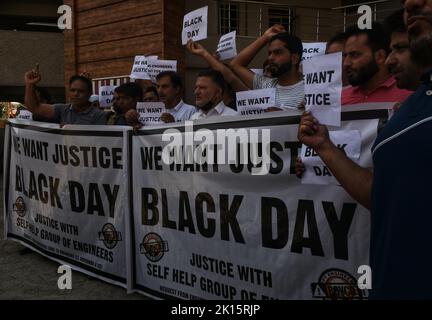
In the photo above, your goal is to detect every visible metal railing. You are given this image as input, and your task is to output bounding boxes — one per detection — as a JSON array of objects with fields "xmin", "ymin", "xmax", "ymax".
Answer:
[{"xmin": 213, "ymin": 0, "xmax": 398, "ymax": 41}]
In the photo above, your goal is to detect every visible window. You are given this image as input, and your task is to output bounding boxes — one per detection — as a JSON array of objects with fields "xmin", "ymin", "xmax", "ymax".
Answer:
[
  {"xmin": 219, "ymin": 1, "xmax": 239, "ymax": 35},
  {"xmin": 268, "ymin": 8, "xmax": 295, "ymax": 34}
]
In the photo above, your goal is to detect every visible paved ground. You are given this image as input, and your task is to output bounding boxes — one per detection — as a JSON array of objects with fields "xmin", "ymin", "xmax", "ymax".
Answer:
[{"xmin": 0, "ymin": 183, "xmax": 146, "ymax": 300}]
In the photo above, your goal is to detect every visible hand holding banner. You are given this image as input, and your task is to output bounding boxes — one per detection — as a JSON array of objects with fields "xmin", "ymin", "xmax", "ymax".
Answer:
[
  {"xmin": 303, "ymin": 52, "xmax": 343, "ymax": 127},
  {"xmin": 137, "ymin": 102, "xmax": 166, "ymax": 125}
]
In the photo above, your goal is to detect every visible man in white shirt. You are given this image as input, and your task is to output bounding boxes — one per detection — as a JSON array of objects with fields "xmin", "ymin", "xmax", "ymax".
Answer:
[
  {"xmin": 191, "ymin": 69, "xmax": 238, "ymax": 120},
  {"xmin": 156, "ymin": 71, "xmax": 196, "ymax": 122}
]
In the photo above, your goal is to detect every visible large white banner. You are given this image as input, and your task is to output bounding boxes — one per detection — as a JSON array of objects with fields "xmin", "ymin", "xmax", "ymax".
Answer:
[
  {"xmin": 130, "ymin": 111, "xmax": 381, "ymax": 300},
  {"xmin": 4, "ymin": 122, "xmax": 129, "ymax": 287}
]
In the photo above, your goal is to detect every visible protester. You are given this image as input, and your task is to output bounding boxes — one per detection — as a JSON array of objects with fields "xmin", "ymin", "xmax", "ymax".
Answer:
[
  {"xmin": 156, "ymin": 71, "xmax": 196, "ymax": 123},
  {"xmin": 191, "ymin": 69, "xmax": 238, "ymax": 119},
  {"xmin": 143, "ymin": 86, "xmax": 159, "ymax": 102},
  {"xmin": 298, "ymin": 0, "xmax": 432, "ymax": 299},
  {"xmin": 24, "ymin": 65, "xmax": 112, "ymax": 125},
  {"xmin": 108, "ymin": 82, "xmax": 143, "ymax": 125},
  {"xmin": 230, "ymin": 25, "xmax": 305, "ymax": 110},
  {"xmin": 385, "ymin": 9, "xmax": 423, "ymax": 91},
  {"xmin": 342, "ymin": 23, "xmax": 413, "ymax": 105}
]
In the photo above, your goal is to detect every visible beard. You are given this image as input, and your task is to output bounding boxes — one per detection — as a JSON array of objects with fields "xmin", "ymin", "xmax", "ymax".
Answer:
[
  {"xmin": 347, "ymin": 59, "xmax": 379, "ymax": 86},
  {"xmin": 269, "ymin": 61, "xmax": 293, "ymax": 78},
  {"xmin": 410, "ymin": 33, "xmax": 432, "ymax": 67}
]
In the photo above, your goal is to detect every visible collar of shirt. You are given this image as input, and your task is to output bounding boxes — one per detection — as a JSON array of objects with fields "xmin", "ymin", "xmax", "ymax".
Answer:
[
  {"xmin": 173, "ymin": 99, "xmax": 184, "ymax": 112},
  {"xmin": 197, "ymin": 101, "xmax": 225, "ymax": 117},
  {"xmin": 351, "ymin": 76, "xmax": 396, "ymax": 96}
]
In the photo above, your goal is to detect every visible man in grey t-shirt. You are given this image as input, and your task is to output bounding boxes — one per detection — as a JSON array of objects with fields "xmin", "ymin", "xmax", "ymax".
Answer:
[{"xmin": 24, "ymin": 66, "xmax": 112, "ymax": 125}]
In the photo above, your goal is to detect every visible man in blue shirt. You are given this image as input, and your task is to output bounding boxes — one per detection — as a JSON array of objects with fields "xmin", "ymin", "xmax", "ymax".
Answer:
[{"xmin": 298, "ymin": 0, "xmax": 432, "ymax": 299}]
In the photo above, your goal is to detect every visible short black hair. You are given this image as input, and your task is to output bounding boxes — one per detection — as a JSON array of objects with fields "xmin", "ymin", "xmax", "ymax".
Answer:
[
  {"xmin": 144, "ymin": 85, "xmax": 159, "ymax": 98},
  {"xmin": 197, "ymin": 69, "xmax": 226, "ymax": 94},
  {"xmin": 156, "ymin": 71, "xmax": 183, "ymax": 89},
  {"xmin": 344, "ymin": 22, "xmax": 390, "ymax": 54},
  {"xmin": 384, "ymin": 9, "xmax": 406, "ymax": 35},
  {"xmin": 69, "ymin": 75, "xmax": 93, "ymax": 94},
  {"xmin": 35, "ymin": 87, "xmax": 52, "ymax": 104},
  {"xmin": 326, "ymin": 32, "xmax": 347, "ymax": 51},
  {"xmin": 269, "ymin": 32, "xmax": 303, "ymax": 60},
  {"xmin": 114, "ymin": 82, "xmax": 143, "ymax": 100}
]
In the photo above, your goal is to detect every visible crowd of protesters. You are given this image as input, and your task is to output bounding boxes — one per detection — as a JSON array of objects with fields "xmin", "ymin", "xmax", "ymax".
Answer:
[{"xmin": 19, "ymin": 0, "xmax": 432, "ymax": 299}]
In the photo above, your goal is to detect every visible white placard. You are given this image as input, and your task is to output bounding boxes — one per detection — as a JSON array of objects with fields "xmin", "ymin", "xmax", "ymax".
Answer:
[
  {"xmin": 99, "ymin": 86, "xmax": 117, "ymax": 109},
  {"xmin": 236, "ymin": 88, "xmax": 276, "ymax": 116},
  {"xmin": 17, "ymin": 110, "xmax": 33, "ymax": 120},
  {"xmin": 216, "ymin": 31, "xmax": 237, "ymax": 61},
  {"xmin": 147, "ymin": 60, "xmax": 177, "ymax": 83},
  {"xmin": 301, "ymin": 130, "xmax": 362, "ymax": 185},
  {"xmin": 182, "ymin": 6, "xmax": 208, "ymax": 45},
  {"xmin": 130, "ymin": 56, "xmax": 151, "ymax": 80},
  {"xmin": 303, "ymin": 52, "xmax": 343, "ymax": 127},
  {"xmin": 302, "ymin": 42, "xmax": 327, "ymax": 62},
  {"xmin": 137, "ymin": 102, "xmax": 165, "ymax": 125}
]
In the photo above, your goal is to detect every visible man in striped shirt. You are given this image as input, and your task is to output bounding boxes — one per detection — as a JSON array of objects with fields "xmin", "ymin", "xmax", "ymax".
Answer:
[{"xmin": 230, "ymin": 25, "xmax": 305, "ymax": 111}]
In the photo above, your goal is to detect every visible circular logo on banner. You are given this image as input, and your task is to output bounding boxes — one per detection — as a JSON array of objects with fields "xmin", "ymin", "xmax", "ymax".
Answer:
[
  {"xmin": 13, "ymin": 197, "xmax": 27, "ymax": 217},
  {"xmin": 311, "ymin": 268, "xmax": 367, "ymax": 300},
  {"xmin": 98, "ymin": 223, "xmax": 122, "ymax": 249},
  {"xmin": 140, "ymin": 233, "xmax": 169, "ymax": 262}
]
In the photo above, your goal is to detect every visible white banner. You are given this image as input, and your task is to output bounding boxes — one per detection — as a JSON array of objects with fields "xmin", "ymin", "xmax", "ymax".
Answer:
[
  {"xmin": 302, "ymin": 42, "xmax": 327, "ymax": 62},
  {"xmin": 147, "ymin": 60, "xmax": 177, "ymax": 83},
  {"xmin": 236, "ymin": 88, "xmax": 276, "ymax": 116},
  {"xmin": 99, "ymin": 86, "xmax": 117, "ymax": 109},
  {"xmin": 182, "ymin": 6, "xmax": 208, "ymax": 45},
  {"xmin": 130, "ymin": 113, "xmax": 379, "ymax": 300},
  {"xmin": 130, "ymin": 56, "xmax": 151, "ymax": 80},
  {"xmin": 304, "ymin": 52, "xmax": 343, "ymax": 127},
  {"xmin": 137, "ymin": 102, "xmax": 165, "ymax": 126},
  {"xmin": 4, "ymin": 122, "xmax": 129, "ymax": 287},
  {"xmin": 301, "ymin": 130, "xmax": 362, "ymax": 185},
  {"xmin": 216, "ymin": 31, "xmax": 237, "ymax": 61},
  {"xmin": 17, "ymin": 110, "xmax": 33, "ymax": 121}
]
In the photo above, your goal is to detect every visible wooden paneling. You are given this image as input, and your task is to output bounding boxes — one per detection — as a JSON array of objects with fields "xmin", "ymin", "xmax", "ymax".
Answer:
[
  {"xmin": 64, "ymin": 0, "xmax": 77, "ymax": 93},
  {"xmin": 75, "ymin": 0, "xmax": 123, "ymax": 12},
  {"xmin": 77, "ymin": 14, "xmax": 162, "ymax": 46},
  {"xmin": 77, "ymin": 34, "xmax": 162, "ymax": 63},
  {"xmin": 64, "ymin": 0, "xmax": 186, "ymax": 81},
  {"xmin": 77, "ymin": 0, "xmax": 161, "ymax": 29}
]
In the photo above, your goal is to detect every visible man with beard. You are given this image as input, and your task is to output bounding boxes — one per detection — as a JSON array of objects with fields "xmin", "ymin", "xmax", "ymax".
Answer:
[
  {"xmin": 191, "ymin": 69, "xmax": 238, "ymax": 120},
  {"xmin": 25, "ymin": 65, "xmax": 112, "ymax": 125},
  {"xmin": 297, "ymin": 0, "xmax": 432, "ymax": 299},
  {"xmin": 385, "ymin": 9, "xmax": 423, "ymax": 91},
  {"xmin": 108, "ymin": 82, "xmax": 143, "ymax": 126},
  {"xmin": 230, "ymin": 25, "xmax": 304, "ymax": 111},
  {"xmin": 342, "ymin": 23, "xmax": 412, "ymax": 106}
]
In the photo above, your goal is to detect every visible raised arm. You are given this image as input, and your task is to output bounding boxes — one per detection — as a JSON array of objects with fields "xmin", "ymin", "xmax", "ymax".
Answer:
[
  {"xmin": 230, "ymin": 25, "xmax": 285, "ymax": 88},
  {"xmin": 24, "ymin": 64, "xmax": 55, "ymax": 119},
  {"xmin": 187, "ymin": 40, "xmax": 249, "ymax": 92},
  {"xmin": 298, "ymin": 112, "xmax": 373, "ymax": 209}
]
